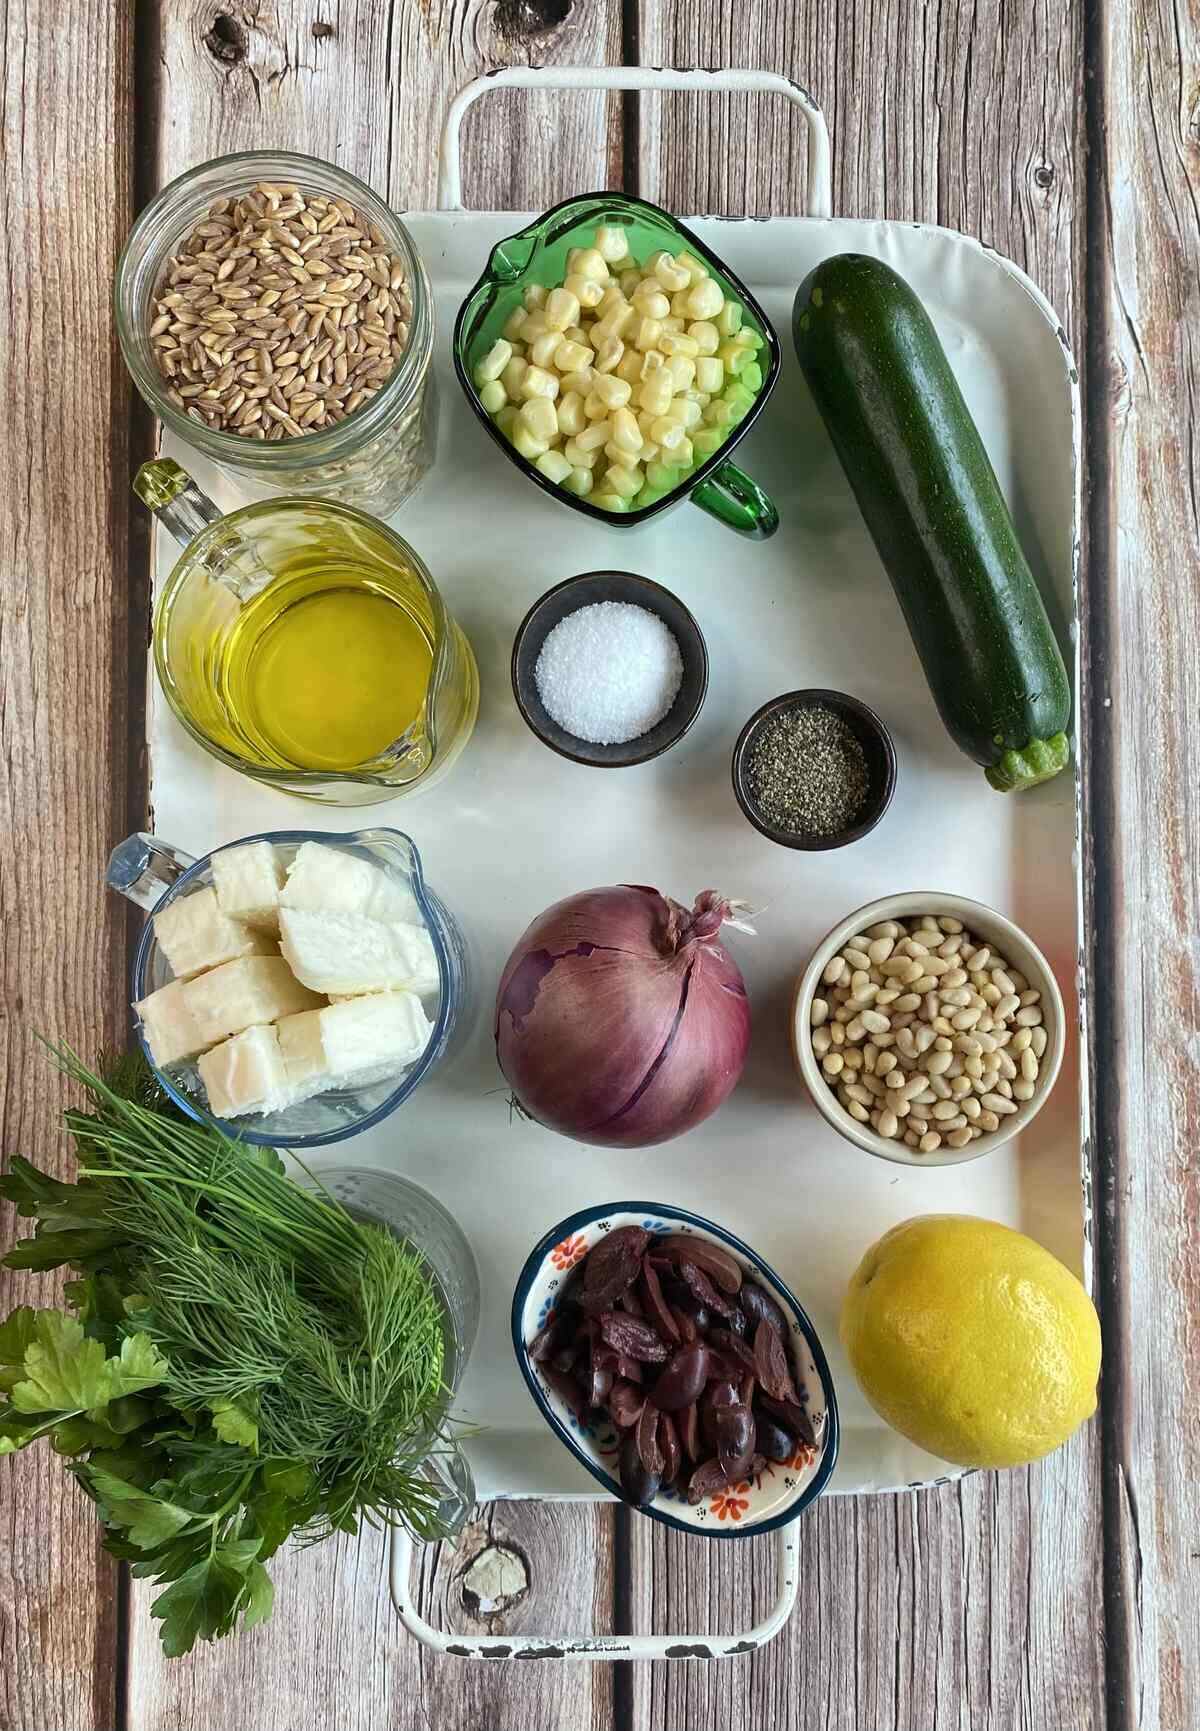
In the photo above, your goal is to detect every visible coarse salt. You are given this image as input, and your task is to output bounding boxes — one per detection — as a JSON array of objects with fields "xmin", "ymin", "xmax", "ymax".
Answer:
[{"xmin": 534, "ymin": 600, "xmax": 685, "ymax": 746}]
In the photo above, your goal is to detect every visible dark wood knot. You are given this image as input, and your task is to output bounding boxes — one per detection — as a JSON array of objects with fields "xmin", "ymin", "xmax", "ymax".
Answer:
[
  {"xmin": 204, "ymin": 13, "xmax": 248, "ymax": 64},
  {"xmin": 493, "ymin": 0, "xmax": 573, "ymax": 41}
]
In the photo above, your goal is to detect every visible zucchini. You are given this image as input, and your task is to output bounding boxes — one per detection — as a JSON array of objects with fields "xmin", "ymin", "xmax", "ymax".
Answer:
[{"xmin": 792, "ymin": 254, "xmax": 1070, "ymax": 792}]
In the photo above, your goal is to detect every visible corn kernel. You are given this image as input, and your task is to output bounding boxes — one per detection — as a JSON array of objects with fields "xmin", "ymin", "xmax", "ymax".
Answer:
[
  {"xmin": 666, "ymin": 396, "xmax": 703, "ymax": 431},
  {"xmin": 592, "ymin": 302, "xmax": 634, "ymax": 345},
  {"xmin": 522, "ymin": 282, "xmax": 548, "ymax": 312},
  {"xmin": 650, "ymin": 415, "xmax": 686, "ymax": 450},
  {"xmin": 653, "ymin": 251, "xmax": 691, "ymax": 291},
  {"xmin": 605, "ymin": 463, "xmax": 643, "ymax": 499},
  {"xmin": 557, "ymin": 390, "xmax": 586, "ymax": 437},
  {"xmin": 639, "ymin": 350, "xmax": 664, "ymax": 380},
  {"xmin": 631, "ymin": 282, "xmax": 671, "ymax": 321},
  {"xmin": 666, "ymin": 353, "xmax": 696, "ymax": 392},
  {"xmin": 661, "ymin": 315, "xmax": 685, "ymax": 334},
  {"xmin": 518, "ymin": 396, "xmax": 558, "ymax": 443},
  {"xmin": 564, "ymin": 271, "xmax": 605, "ymax": 310},
  {"xmin": 510, "ymin": 422, "xmax": 549, "ymax": 461},
  {"xmin": 637, "ymin": 373, "xmax": 673, "ymax": 417},
  {"xmin": 478, "ymin": 379, "xmax": 506, "ymax": 414},
  {"xmin": 644, "ymin": 459, "xmax": 679, "ymax": 491},
  {"xmin": 670, "ymin": 289, "xmax": 691, "ymax": 318},
  {"xmin": 704, "ymin": 396, "xmax": 735, "ymax": 427},
  {"xmin": 640, "ymin": 441, "xmax": 660, "ymax": 464},
  {"xmin": 692, "ymin": 425, "xmax": 724, "ymax": 459},
  {"xmin": 564, "ymin": 325, "xmax": 589, "ymax": 346},
  {"xmin": 741, "ymin": 360, "xmax": 764, "ymax": 392},
  {"xmin": 500, "ymin": 355, "xmax": 528, "ymax": 397},
  {"xmin": 619, "ymin": 268, "xmax": 643, "ymax": 297},
  {"xmin": 536, "ymin": 448, "xmax": 573, "ymax": 484},
  {"xmin": 611, "ymin": 406, "xmax": 643, "ymax": 454},
  {"xmin": 544, "ymin": 286, "xmax": 580, "ymax": 332},
  {"xmin": 661, "ymin": 434, "xmax": 693, "ymax": 468},
  {"xmin": 686, "ymin": 278, "xmax": 724, "ymax": 320},
  {"xmin": 593, "ymin": 372, "xmax": 632, "ymax": 410},
  {"xmin": 530, "ymin": 330, "xmax": 562, "ymax": 368},
  {"xmin": 520, "ymin": 311, "xmax": 549, "ymax": 343},
  {"xmin": 473, "ymin": 338, "xmax": 512, "ymax": 386},
  {"xmin": 615, "ymin": 349, "xmax": 644, "ymax": 385},
  {"xmin": 570, "ymin": 246, "xmax": 608, "ymax": 282},
  {"xmin": 520, "ymin": 364, "xmax": 560, "ymax": 401},
  {"xmin": 595, "ymin": 338, "xmax": 623, "ymax": 374},
  {"xmin": 574, "ymin": 417, "xmax": 612, "ymax": 451},
  {"xmin": 563, "ymin": 436, "xmax": 598, "ymax": 470},
  {"xmin": 596, "ymin": 282, "xmax": 626, "ymax": 315},
  {"xmin": 494, "ymin": 403, "xmax": 518, "ymax": 435},
  {"xmin": 591, "ymin": 491, "xmax": 630, "ymax": 513},
  {"xmin": 688, "ymin": 320, "xmax": 720, "ymax": 355},
  {"xmin": 583, "ymin": 390, "xmax": 607, "ymax": 419},
  {"xmin": 694, "ymin": 355, "xmax": 724, "ymax": 394},
  {"xmin": 563, "ymin": 465, "xmax": 594, "ymax": 496},
  {"xmin": 632, "ymin": 315, "xmax": 663, "ymax": 352},
  {"xmin": 594, "ymin": 224, "xmax": 630, "ymax": 262},
  {"xmin": 553, "ymin": 338, "xmax": 592, "ymax": 375},
  {"xmin": 502, "ymin": 307, "xmax": 527, "ymax": 342},
  {"xmin": 716, "ymin": 300, "xmax": 742, "ymax": 336},
  {"xmin": 660, "ymin": 332, "xmax": 700, "ymax": 358},
  {"xmin": 717, "ymin": 340, "xmax": 752, "ymax": 377},
  {"xmin": 560, "ymin": 366, "xmax": 595, "ymax": 398}
]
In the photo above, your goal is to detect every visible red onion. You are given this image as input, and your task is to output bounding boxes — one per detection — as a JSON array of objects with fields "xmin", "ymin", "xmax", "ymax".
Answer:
[{"xmin": 495, "ymin": 885, "xmax": 751, "ymax": 1147}]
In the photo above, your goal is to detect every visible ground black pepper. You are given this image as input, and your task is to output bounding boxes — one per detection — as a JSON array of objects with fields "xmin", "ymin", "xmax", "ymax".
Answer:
[{"xmin": 746, "ymin": 704, "xmax": 870, "ymax": 837}]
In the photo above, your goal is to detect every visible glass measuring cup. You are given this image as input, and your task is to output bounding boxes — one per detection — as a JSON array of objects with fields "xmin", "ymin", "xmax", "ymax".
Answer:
[
  {"xmin": 135, "ymin": 458, "xmax": 479, "ymax": 804},
  {"xmin": 453, "ymin": 191, "xmax": 781, "ymax": 539}
]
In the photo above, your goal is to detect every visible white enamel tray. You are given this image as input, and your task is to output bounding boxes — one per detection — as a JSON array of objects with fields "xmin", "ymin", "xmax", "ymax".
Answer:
[{"xmin": 145, "ymin": 67, "xmax": 1088, "ymax": 1659}]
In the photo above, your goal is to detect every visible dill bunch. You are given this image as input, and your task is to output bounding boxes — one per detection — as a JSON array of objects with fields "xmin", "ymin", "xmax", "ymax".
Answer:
[{"xmin": 0, "ymin": 1046, "xmax": 470, "ymax": 1656}]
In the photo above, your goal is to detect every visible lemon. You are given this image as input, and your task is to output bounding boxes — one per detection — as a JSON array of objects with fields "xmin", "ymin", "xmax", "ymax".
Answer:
[{"xmin": 840, "ymin": 1214, "xmax": 1101, "ymax": 1468}]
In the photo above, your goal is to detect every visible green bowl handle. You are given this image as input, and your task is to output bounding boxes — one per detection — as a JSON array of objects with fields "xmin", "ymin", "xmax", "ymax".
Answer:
[{"xmin": 690, "ymin": 460, "xmax": 780, "ymax": 540}]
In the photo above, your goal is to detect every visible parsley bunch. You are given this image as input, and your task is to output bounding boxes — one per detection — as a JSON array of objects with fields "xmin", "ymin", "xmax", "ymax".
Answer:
[{"xmin": 0, "ymin": 1049, "xmax": 464, "ymax": 1657}]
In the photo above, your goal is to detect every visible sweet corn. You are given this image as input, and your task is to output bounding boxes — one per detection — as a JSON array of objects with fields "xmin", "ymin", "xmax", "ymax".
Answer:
[
  {"xmin": 518, "ymin": 396, "xmax": 558, "ymax": 443},
  {"xmin": 660, "ymin": 315, "xmax": 685, "ymax": 334},
  {"xmin": 686, "ymin": 278, "xmax": 724, "ymax": 320},
  {"xmin": 592, "ymin": 372, "xmax": 632, "ymax": 410},
  {"xmin": 522, "ymin": 282, "xmax": 548, "ymax": 312},
  {"xmin": 659, "ymin": 331, "xmax": 700, "ymax": 358},
  {"xmin": 535, "ymin": 448, "xmax": 573, "ymax": 484},
  {"xmin": 638, "ymin": 373, "xmax": 674, "ymax": 417},
  {"xmin": 520, "ymin": 311, "xmax": 549, "ymax": 343},
  {"xmin": 632, "ymin": 315, "xmax": 663, "ymax": 352},
  {"xmin": 645, "ymin": 459, "xmax": 679, "ymax": 491},
  {"xmin": 694, "ymin": 355, "xmax": 724, "ymax": 393},
  {"xmin": 666, "ymin": 395, "xmax": 702, "ymax": 430},
  {"xmin": 569, "ymin": 246, "xmax": 608, "ymax": 282},
  {"xmin": 605, "ymin": 463, "xmax": 643, "ymax": 499},
  {"xmin": 473, "ymin": 338, "xmax": 512, "ymax": 386},
  {"xmin": 530, "ymin": 330, "xmax": 563, "ymax": 368},
  {"xmin": 640, "ymin": 440, "xmax": 660, "ymax": 464},
  {"xmin": 592, "ymin": 302, "xmax": 634, "ymax": 344},
  {"xmin": 594, "ymin": 338, "xmax": 623, "ymax": 374},
  {"xmin": 583, "ymin": 390, "xmax": 608, "ymax": 419},
  {"xmin": 520, "ymin": 364, "xmax": 559, "ymax": 401},
  {"xmin": 650, "ymin": 414, "xmax": 686, "ymax": 450},
  {"xmin": 615, "ymin": 350, "xmax": 644, "ymax": 385},
  {"xmin": 631, "ymin": 282, "xmax": 671, "ymax": 321},
  {"xmin": 639, "ymin": 350, "xmax": 665, "ymax": 379},
  {"xmin": 595, "ymin": 224, "xmax": 630, "ymax": 262},
  {"xmin": 666, "ymin": 353, "xmax": 696, "ymax": 392},
  {"xmin": 611, "ymin": 406, "xmax": 643, "ymax": 454},
  {"xmin": 478, "ymin": 379, "xmax": 506, "ymax": 414},
  {"xmin": 563, "ymin": 324, "xmax": 589, "ymax": 346},
  {"xmin": 553, "ymin": 338, "xmax": 592, "ymax": 375},
  {"xmin": 500, "ymin": 355, "xmax": 528, "ymax": 397},
  {"xmin": 691, "ymin": 425, "xmax": 723, "ymax": 459},
  {"xmin": 574, "ymin": 417, "xmax": 612, "ymax": 451},
  {"xmin": 510, "ymin": 422, "xmax": 548, "ymax": 460},
  {"xmin": 670, "ymin": 289, "xmax": 691, "ymax": 318},
  {"xmin": 563, "ymin": 436, "xmax": 598, "ymax": 469},
  {"xmin": 716, "ymin": 300, "xmax": 742, "ymax": 336},
  {"xmin": 676, "ymin": 250, "xmax": 708, "ymax": 280},
  {"xmin": 703, "ymin": 396, "xmax": 734, "ymax": 427},
  {"xmin": 662, "ymin": 434, "xmax": 693, "ymax": 468},
  {"xmin": 563, "ymin": 465, "xmax": 594, "ymax": 496},
  {"xmin": 688, "ymin": 320, "xmax": 720, "ymax": 354},
  {"xmin": 717, "ymin": 340, "xmax": 751, "ymax": 376},
  {"xmin": 494, "ymin": 403, "xmax": 518, "ymax": 434},
  {"xmin": 544, "ymin": 286, "xmax": 580, "ymax": 332},
  {"xmin": 556, "ymin": 390, "xmax": 586, "ymax": 437},
  {"xmin": 562, "ymin": 273, "xmax": 603, "ymax": 312},
  {"xmin": 591, "ymin": 492, "xmax": 630, "ymax": 513},
  {"xmin": 653, "ymin": 251, "xmax": 691, "ymax": 291},
  {"xmin": 560, "ymin": 365, "xmax": 595, "ymax": 398},
  {"xmin": 741, "ymin": 360, "xmax": 764, "ymax": 392},
  {"xmin": 619, "ymin": 268, "xmax": 643, "ymax": 297},
  {"xmin": 502, "ymin": 306, "xmax": 527, "ymax": 342}
]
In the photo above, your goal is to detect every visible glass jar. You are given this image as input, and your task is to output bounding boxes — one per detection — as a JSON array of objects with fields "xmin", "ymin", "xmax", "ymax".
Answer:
[{"xmin": 116, "ymin": 150, "xmax": 436, "ymax": 516}]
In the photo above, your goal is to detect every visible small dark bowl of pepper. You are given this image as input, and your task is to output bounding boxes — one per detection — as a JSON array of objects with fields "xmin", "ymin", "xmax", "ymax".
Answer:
[{"xmin": 731, "ymin": 689, "xmax": 897, "ymax": 850}]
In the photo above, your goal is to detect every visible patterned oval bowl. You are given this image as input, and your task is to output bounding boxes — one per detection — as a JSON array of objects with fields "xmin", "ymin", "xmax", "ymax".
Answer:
[{"xmin": 512, "ymin": 1201, "xmax": 839, "ymax": 1537}]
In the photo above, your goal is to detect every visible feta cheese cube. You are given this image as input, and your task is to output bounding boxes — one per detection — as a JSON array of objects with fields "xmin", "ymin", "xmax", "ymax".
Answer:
[
  {"xmin": 280, "ymin": 841, "xmax": 421, "ymax": 926},
  {"xmin": 134, "ymin": 978, "xmax": 210, "ymax": 1068},
  {"xmin": 183, "ymin": 956, "xmax": 324, "ymax": 1046},
  {"xmin": 279, "ymin": 908, "xmax": 440, "ymax": 998},
  {"xmin": 276, "ymin": 992, "xmax": 432, "ymax": 1100},
  {"xmin": 153, "ymin": 887, "xmax": 274, "ymax": 981},
  {"xmin": 211, "ymin": 841, "xmax": 285, "ymax": 933},
  {"xmin": 198, "ymin": 1024, "xmax": 293, "ymax": 1118}
]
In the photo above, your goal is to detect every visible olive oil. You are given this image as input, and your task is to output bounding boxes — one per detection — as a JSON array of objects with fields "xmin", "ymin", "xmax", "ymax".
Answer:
[{"xmin": 225, "ymin": 576, "xmax": 433, "ymax": 771}]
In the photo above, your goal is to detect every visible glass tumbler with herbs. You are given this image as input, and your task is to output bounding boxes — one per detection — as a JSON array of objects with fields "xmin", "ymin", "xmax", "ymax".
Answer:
[
  {"xmin": 116, "ymin": 152, "xmax": 436, "ymax": 515},
  {"xmin": 0, "ymin": 1050, "xmax": 476, "ymax": 1658}
]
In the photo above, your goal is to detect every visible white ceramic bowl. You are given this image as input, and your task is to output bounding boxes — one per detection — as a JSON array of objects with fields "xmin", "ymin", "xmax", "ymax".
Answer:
[
  {"xmin": 512, "ymin": 1202, "xmax": 839, "ymax": 1537},
  {"xmin": 791, "ymin": 892, "xmax": 1066, "ymax": 1168}
]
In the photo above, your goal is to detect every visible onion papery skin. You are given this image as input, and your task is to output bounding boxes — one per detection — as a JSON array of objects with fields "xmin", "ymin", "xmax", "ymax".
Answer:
[{"xmin": 494, "ymin": 885, "xmax": 751, "ymax": 1148}]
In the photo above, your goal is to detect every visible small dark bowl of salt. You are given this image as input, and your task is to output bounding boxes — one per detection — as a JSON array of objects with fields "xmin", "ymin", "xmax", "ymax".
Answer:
[
  {"xmin": 511, "ymin": 570, "xmax": 709, "ymax": 768},
  {"xmin": 731, "ymin": 689, "xmax": 897, "ymax": 850}
]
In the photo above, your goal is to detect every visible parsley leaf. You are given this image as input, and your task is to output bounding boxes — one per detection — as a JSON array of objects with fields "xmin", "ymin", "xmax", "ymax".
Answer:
[
  {"xmin": 81, "ymin": 1465, "xmax": 199, "ymax": 1550},
  {"xmin": 209, "ymin": 1397, "xmax": 258, "ymax": 1451},
  {"xmin": 149, "ymin": 1541, "xmax": 266, "ymax": 1658},
  {"xmin": 9, "ymin": 1315, "xmax": 168, "ymax": 1418},
  {"xmin": 0, "ymin": 1308, "xmax": 39, "ymax": 1393}
]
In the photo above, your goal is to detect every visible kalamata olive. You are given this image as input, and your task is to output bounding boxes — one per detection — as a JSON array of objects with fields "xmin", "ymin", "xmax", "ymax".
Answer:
[
  {"xmin": 707, "ymin": 1328, "xmax": 757, "ymax": 1375},
  {"xmin": 615, "ymin": 1353, "xmax": 643, "ymax": 1385},
  {"xmin": 715, "ymin": 1401, "xmax": 755, "ymax": 1481},
  {"xmin": 671, "ymin": 1305, "xmax": 697, "ymax": 1344},
  {"xmin": 754, "ymin": 1411, "xmax": 795, "ymax": 1462},
  {"xmin": 701, "ymin": 1380, "xmax": 739, "ymax": 1449},
  {"xmin": 657, "ymin": 1235, "xmax": 744, "ymax": 1294},
  {"xmin": 639, "ymin": 1258, "xmax": 681, "ymax": 1344},
  {"xmin": 599, "ymin": 1312, "xmax": 670, "ymax": 1363},
  {"xmin": 581, "ymin": 1226, "xmax": 650, "ymax": 1312},
  {"xmin": 552, "ymin": 1341, "xmax": 580, "ymax": 1375},
  {"xmin": 528, "ymin": 1320, "xmax": 558, "ymax": 1363},
  {"xmin": 739, "ymin": 1280, "xmax": 788, "ymax": 1334},
  {"xmin": 758, "ymin": 1393, "xmax": 818, "ymax": 1448},
  {"xmin": 609, "ymin": 1380, "xmax": 645, "ymax": 1429},
  {"xmin": 687, "ymin": 1457, "xmax": 730, "ymax": 1503},
  {"xmin": 739, "ymin": 1373, "xmax": 756, "ymax": 1409},
  {"xmin": 619, "ymin": 1436, "xmax": 661, "ymax": 1508},
  {"xmin": 589, "ymin": 1364, "xmax": 614, "ymax": 1407},
  {"xmin": 658, "ymin": 1411, "xmax": 682, "ymax": 1486},
  {"xmin": 636, "ymin": 1398, "xmax": 664, "ymax": 1476},
  {"xmin": 618, "ymin": 1285, "xmax": 645, "ymax": 1317},
  {"xmin": 649, "ymin": 1342, "xmax": 710, "ymax": 1411},
  {"xmin": 540, "ymin": 1361, "xmax": 588, "ymax": 1418},
  {"xmin": 752, "ymin": 1319, "xmax": 796, "ymax": 1402},
  {"xmin": 724, "ymin": 1306, "xmax": 747, "ymax": 1337},
  {"xmin": 678, "ymin": 1260, "xmax": 735, "ymax": 1318},
  {"xmin": 679, "ymin": 1401, "xmax": 702, "ymax": 1461}
]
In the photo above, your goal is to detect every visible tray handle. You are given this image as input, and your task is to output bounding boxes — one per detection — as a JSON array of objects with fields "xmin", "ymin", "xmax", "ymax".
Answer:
[
  {"xmin": 389, "ymin": 1516, "xmax": 800, "ymax": 1660},
  {"xmin": 438, "ymin": 67, "xmax": 832, "ymax": 219}
]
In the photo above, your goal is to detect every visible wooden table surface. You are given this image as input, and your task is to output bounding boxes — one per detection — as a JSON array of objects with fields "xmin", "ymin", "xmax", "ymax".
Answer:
[{"xmin": 2, "ymin": 3, "xmax": 1197, "ymax": 1728}]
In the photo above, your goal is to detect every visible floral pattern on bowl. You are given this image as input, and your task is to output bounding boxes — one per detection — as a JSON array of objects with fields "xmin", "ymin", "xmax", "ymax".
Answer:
[{"xmin": 511, "ymin": 1201, "xmax": 840, "ymax": 1538}]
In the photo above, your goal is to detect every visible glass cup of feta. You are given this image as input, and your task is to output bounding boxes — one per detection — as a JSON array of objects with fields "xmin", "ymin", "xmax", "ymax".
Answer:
[{"xmin": 106, "ymin": 827, "xmax": 471, "ymax": 1147}]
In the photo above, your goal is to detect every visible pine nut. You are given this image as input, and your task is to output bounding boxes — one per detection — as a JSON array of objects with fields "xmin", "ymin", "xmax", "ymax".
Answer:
[
  {"xmin": 946, "ymin": 1128, "xmax": 973, "ymax": 1149},
  {"xmin": 980, "ymin": 1092, "xmax": 1018, "ymax": 1115},
  {"xmin": 877, "ymin": 1051, "xmax": 898, "ymax": 1076},
  {"xmin": 846, "ymin": 1100, "xmax": 869, "ymax": 1122},
  {"xmin": 928, "ymin": 1075, "xmax": 952, "ymax": 1100},
  {"xmin": 812, "ymin": 1027, "xmax": 831, "ymax": 1056},
  {"xmin": 823, "ymin": 955, "xmax": 847, "ymax": 985},
  {"xmin": 867, "ymin": 937, "xmax": 895, "ymax": 964},
  {"xmin": 1031, "ymin": 1026, "xmax": 1048, "ymax": 1057},
  {"xmin": 843, "ymin": 947, "xmax": 870, "ymax": 971},
  {"xmin": 978, "ymin": 1109, "xmax": 1000, "ymax": 1132},
  {"xmin": 860, "ymin": 1009, "xmax": 891, "ymax": 1034},
  {"xmin": 962, "ymin": 1095, "xmax": 981, "ymax": 1119},
  {"xmin": 919, "ymin": 1132, "xmax": 942, "ymax": 1153},
  {"xmin": 844, "ymin": 1082, "xmax": 871, "ymax": 1106},
  {"xmin": 997, "ymin": 1051, "xmax": 1018, "ymax": 1080},
  {"xmin": 867, "ymin": 921, "xmax": 904, "ymax": 939},
  {"xmin": 925, "ymin": 1050, "xmax": 953, "ymax": 1075},
  {"xmin": 908, "ymin": 1116, "xmax": 929, "ymax": 1135},
  {"xmin": 876, "ymin": 988, "xmax": 901, "ymax": 1006},
  {"xmin": 1020, "ymin": 1047, "xmax": 1039, "ymax": 1082},
  {"xmin": 1011, "ymin": 1027, "xmax": 1032, "ymax": 1053},
  {"xmin": 811, "ymin": 997, "xmax": 829, "ymax": 1027},
  {"xmin": 878, "ymin": 1109, "xmax": 900, "ymax": 1138},
  {"xmin": 823, "ymin": 1053, "xmax": 844, "ymax": 1076},
  {"xmin": 1016, "ymin": 1006, "xmax": 1044, "ymax": 1027}
]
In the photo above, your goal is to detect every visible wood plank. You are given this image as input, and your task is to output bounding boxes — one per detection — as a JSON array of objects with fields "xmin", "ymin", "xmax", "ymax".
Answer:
[
  {"xmin": 0, "ymin": 6, "xmax": 136, "ymax": 1730},
  {"xmin": 126, "ymin": 6, "xmax": 624, "ymax": 1726},
  {"xmin": 628, "ymin": 6, "xmax": 1106, "ymax": 1727},
  {"xmin": 1085, "ymin": 0, "xmax": 1200, "ymax": 1723}
]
